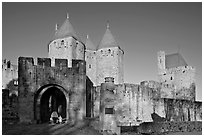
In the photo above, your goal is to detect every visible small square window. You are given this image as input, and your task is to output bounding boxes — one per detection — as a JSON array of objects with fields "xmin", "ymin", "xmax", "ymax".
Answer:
[{"xmin": 105, "ymin": 108, "xmax": 114, "ymax": 114}]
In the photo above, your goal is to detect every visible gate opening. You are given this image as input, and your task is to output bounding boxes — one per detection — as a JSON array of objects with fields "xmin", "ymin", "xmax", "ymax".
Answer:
[{"xmin": 39, "ymin": 87, "xmax": 67, "ymax": 123}]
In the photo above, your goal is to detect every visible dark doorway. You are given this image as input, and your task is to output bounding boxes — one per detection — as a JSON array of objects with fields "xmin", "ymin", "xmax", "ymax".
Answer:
[
  {"xmin": 40, "ymin": 87, "xmax": 66, "ymax": 123},
  {"xmin": 86, "ymin": 77, "xmax": 93, "ymax": 117}
]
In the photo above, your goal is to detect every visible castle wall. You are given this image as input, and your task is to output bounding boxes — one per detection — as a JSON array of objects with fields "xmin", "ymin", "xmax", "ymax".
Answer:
[
  {"xmin": 2, "ymin": 60, "xmax": 19, "ymax": 123},
  {"xmin": 96, "ymin": 47, "xmax": 123, "ymax": 86},
  {"xmin": 99, "ymin": 77, "xmax": 120, "ymax": 134},
  {"xmin": 159, "ymin": 66, "xmax": 195, "ymax": 101},
  {"xmin": 103, "ymin": 80, "xmax": 202, "ymax": 127},
  {"xmin": 48, "ymin": 37, "xmax": 84, "ymax": 67},
  {"xmin": 18, "ymin": 57, "xmax": 87, "ymax": 123},
  {"xmin": 93, "ymin": 86, "xmax": 101, "ymax": 117},
  {"xmin": 158, "ymin": 51, "xmax": 196, "ymax": 101},
  {"xmin": 76, "ymin": 41, "xmax": 85, "ymax": 60},
  {"xmin": 194, "ymin": 101, "xmax": 202, "ymax": 121},
  {"xmin": 2, "ymin": 60, "xmax": 18, "ymax": 90},
  {"xmin": 118, "ymin": 49, "xmax": 124, "ymax": 84},
  {"xmin": 115, "ymin": 84, "xmax": 144, "ymax": 126},
  {"xmin": 85, "ymin": 50, "xmax": 97, "ymax": 86},
  {"xmin": 157, "ymin": 51, "xmax": 166, "ymax": 75}
]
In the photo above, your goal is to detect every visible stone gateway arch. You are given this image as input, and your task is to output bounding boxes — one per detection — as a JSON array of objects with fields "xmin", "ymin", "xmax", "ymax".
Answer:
[
  {"xmin": 18, "ymin": 57, "xmax": 94, "ymax": 124},
  {"xmin": 34, "ymin": 84, "xmax": 68, "ymax": 123}
]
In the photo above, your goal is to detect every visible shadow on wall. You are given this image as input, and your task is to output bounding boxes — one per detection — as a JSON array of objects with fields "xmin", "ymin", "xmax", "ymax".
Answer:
[
  {"xmin": 2, "ymin": 79, "xmax": 19, "ymax": 124},
  {"xmin": 151, "ymin": 112, "xmax": 166, "ymax": 122}
]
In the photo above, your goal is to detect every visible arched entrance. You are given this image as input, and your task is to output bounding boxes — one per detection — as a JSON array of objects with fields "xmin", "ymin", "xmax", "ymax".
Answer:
[{"xmin": 34, "ymin": 85, "xmax": 69, "ymax": 123}]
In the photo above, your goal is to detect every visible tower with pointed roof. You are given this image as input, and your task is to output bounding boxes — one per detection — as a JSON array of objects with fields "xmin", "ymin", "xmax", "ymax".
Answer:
[
  {"xmin": 48, "ymin": 13, "xmax": 85, "ymax": 67},
  {"xmin": 85, "ymin": 35, "xmax": 97, "ymax": 86},
  {"xmin": 95, "ymin": 23, "xmax": 124, "ymax": 86}
]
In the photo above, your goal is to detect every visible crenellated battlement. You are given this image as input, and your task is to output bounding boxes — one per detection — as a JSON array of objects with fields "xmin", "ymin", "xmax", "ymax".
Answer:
[
  {"xmin": 18, "ymin": 57, "xmax": 85, "ymax": 71},
  {"xmin": 165, "ymin": 65, "xmax": 195, "ymax": 74}
]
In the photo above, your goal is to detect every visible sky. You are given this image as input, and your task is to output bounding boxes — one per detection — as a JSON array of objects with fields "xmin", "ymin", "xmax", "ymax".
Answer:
[{"xmin": 2, "ymin": 2, "xmax": 202, "ymax": 101}]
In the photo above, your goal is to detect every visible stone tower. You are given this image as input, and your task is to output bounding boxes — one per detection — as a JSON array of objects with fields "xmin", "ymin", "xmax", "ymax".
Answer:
[
  {"xmin": 85, "ymin": 35, "xmax": 97, "ymax": 86},
  {"xmin": 157, "ymin": 51, "xmax": 166, "ymax": 75},
  {"xmin": 158, "ymin": 51, "xmax": 196, "ymax": 100},
  {"xmin": 96, "ymin": 23, "xmax": 124, "ymax": 86},
  {"xmin": 48, "ymin": 13, "xmax": 85, "ymax": 67}
]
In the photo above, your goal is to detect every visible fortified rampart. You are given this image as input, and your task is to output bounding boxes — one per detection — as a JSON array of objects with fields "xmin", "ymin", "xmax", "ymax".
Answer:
[
  {"xmin": 97, "ymin": 78, "xmax": 202, "ymax": 134},
  {"xmin": 158, "ymin": 51, "xmax": 196, "ymax": 101},
  {"xmin": 17, "ymin": 57, "xmax": 92, "ymax": 123},
  {"xmin": 2, "ymin": 60, "xmax": 18, "ymax": 122},
  {"xmin": 2, "ymin": 14, "xmax": 202, "ymax": 135},
  {"xmin": 2, "ymin": 59, "xmax": 18, "ymax": 90}
]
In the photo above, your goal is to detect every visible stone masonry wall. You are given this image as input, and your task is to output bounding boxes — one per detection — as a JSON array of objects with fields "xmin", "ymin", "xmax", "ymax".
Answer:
[
  {"xmin": 93, "ymin": 86, "xmax": 101, "ymax": 117},
  {"xmin": 76, "ymin": 41, "xmax": 85, "ymax": 60},
  {"xmin": 18, "ymin": 57, "xmax": 87, "ymax": 123},
  {"xmin": 85, "ymin": 50, "xmax": 97, "ymax": 86},
  {"xmin": 2, "ymin": 60, "xmax": 19, "ymax": 123},
  {"xmin": 157, "ymin": 51, "xmax": 196, "ymax": 101},
  {"xmin": 2, "ymin": 59, "xmax": 18, "ymax": 90},
  {"xmin": 96, "ymin": 47, "xmax": 123, "ymax": 86},
  {"xmin": 48, "ymin": 37, "xmax": 84, "ymax": 67},
  {"xmin": 110, "ymin": 82, "xmax": 202, "ymax": 127},
  {"xmin": 159, "ymin": 66, "xmax": 195, "ymax": 101}
]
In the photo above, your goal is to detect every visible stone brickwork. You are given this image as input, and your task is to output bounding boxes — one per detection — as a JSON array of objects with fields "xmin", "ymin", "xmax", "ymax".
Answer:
[
  {"xmin": 157, "ymin": 51, "xmax": 195, "ymax": 101},
  {"xmin": 85, "ymin": 50, "xmax": 97, "ymax": 86},
  {"xmin": 93, "ymin": 86, "xmax": 101, "ymax": 117},
  {"xmin": 2, "ymin": 89, "xmax": 19, "ymax": 123},
  {"xmin": 18, "ymin": 57, "xmax": 90, "ymax": 123},
  {"xmin": 2, "ymin": 60, "xmax": 19, "ymax": 123},
  {"xmin": 48, "ymin": 37, "xmax": 84, "ymax": 67},
  {"xmin": 99, "ymin": 79, "xmax": 202, "ymax": 128},
  {"xmin": 99, "ymin": 77, "xmax": 120, "ymax": 134},
  {"xmin": 96, "ymin": 47, "xmax": 124, "ymax": 86},
  {"xmin": 138, "ymin": 121, "xmax": 202, "ymax": 134},
  {"xmin": 2, "ymin": 59, "xmax": 18, "ymax": 90},
  {"xmin": 2, "ymin": 13, "xmax": 202, "ymax": 135}
]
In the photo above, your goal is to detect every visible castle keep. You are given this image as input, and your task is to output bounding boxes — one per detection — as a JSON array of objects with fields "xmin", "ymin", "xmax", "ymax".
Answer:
[{"xmin": 2, "ymin": 14, "xmax": 202, "ymax": 134}]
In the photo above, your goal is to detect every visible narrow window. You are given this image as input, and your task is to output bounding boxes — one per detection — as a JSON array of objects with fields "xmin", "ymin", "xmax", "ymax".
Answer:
[
  {"xmin": 89, "ymin": 64, "xmax": 91, "ymax": 69},
  {"xmin": 170, "ymin": 77, "xmax": 173, "ymax": 80},
  {"xmin": 61, "ymin": 40, "xmax": 64, "ymax": 45},
  {"xmin": 7, "ymin": 61, "xmax": 10, "ymax": 68},
  {"xmin": 108, "ymin": 49, "xmax": 111, "ymax": 53}
]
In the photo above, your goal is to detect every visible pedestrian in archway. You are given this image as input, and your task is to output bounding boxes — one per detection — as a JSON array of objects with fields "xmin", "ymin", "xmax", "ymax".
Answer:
[{"xmin": 50, "ymin": 111, "xmax": 59, "ymax": 124}]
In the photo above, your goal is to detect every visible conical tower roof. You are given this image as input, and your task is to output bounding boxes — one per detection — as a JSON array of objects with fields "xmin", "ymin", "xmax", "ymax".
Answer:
[
  {"xmin": 97, "ymin": 22, "xmax": 118, "ymax": 50},
  {"xmin": 85, "ymin": 35, "xmax": 97, "ymax": 51},
  {"xmin": 53, "ymin": 13, "xmax": 79, "ymax": 40},
  {"xmin": 165, "ymin": 53, "xmax": 188, "ymax": 68}
]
